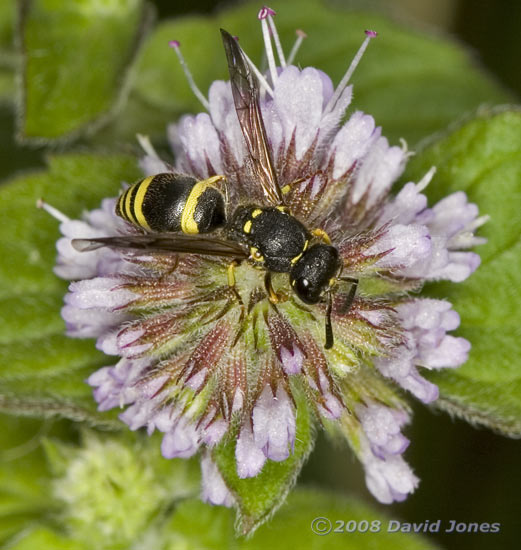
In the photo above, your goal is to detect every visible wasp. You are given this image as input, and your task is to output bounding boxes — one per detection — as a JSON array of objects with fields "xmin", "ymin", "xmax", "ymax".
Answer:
[{"xmin": 73, "ymin": 29, "xmax": 358, "ymax": 349}]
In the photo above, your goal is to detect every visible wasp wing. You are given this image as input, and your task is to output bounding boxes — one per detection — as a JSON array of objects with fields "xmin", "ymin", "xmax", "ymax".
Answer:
[
  {"xmin": 72, "ymin": 234, "xmax": 249, "ymax": 259},
  {"xmin": 220, "ymin": 29, "xmax": 284, "ymax": 206}
]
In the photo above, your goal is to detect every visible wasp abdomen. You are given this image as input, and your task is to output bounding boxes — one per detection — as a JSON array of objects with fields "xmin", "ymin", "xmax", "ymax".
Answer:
[{"xmin": 116, "ymin": 173, "xmax": 226, "ymax": 234}]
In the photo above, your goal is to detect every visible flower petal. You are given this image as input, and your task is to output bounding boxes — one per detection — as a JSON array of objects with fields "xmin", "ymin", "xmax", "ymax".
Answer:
[
  {"xmin": 201, "ymin": 453, "xmax": 235, "ymax": 507},
  {"xmin": 252, "ymin": 385, "xmax": 296, "ymax": 462},
  {"xmin": 236, "ymin": 419, "xmax": 267, "ymax": 478}
]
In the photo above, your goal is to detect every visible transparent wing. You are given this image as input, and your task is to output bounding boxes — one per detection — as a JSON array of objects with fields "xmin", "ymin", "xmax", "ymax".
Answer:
[
  {"xmin": 220, "ymin": 28, "xmax": 284, "ymax": 206},
  {"xmin": 72, "ymin": 234, "xmax": 249, "ymax": 259}
]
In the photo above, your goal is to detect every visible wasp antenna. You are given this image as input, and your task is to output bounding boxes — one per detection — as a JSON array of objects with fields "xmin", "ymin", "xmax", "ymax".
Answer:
[
  {"xmin": 339, "ymin": 275, "xmax": 358, "ymax": 283},
  {"xmin": 339, "ymin": 278, "xmax": 358, "ymax": 315},
  {"xmin": 324, "ymin": 291, "xmax": 334, "ymax": 349},
  {"xmin": 71, "ymin": 239, "xmax": 104, "ymax": 252}
]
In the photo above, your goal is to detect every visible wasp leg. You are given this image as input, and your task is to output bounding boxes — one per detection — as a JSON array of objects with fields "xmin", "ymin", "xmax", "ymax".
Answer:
[
  {"xmin": 281, "ymin": 176, "xmax": 307, "ymax": 195},
  {"xmin": 159, "ymin": 255, "xmax": 180, "ymax": 279},
  {"xmin": 311, "ymin": 228, "xmax": 332, "ymax": 245},
  {"xmin": 227, "ymin": 260, "xmax": 246, "ymax": 320},
  {"xmin": 264, "ymin": 272, "xmax": 288, "ymax": 304},
  {"xmin": 282, "ymin": 170, "xmax": 326, "ymax": 195}
]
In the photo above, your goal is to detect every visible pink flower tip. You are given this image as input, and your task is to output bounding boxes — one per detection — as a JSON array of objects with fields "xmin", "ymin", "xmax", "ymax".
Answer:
[
  {"xmin": 258, "ymin": 6, "xmax": 276, "ymax": 19},
  {"xmin": 168, "ymin": 40, "xmax": 180, "ymax": 49},
  {"xmin": 365, "ymin": 30, "xmax": 378, "ymax": 38},
  {"xmin": 296, "ymin": 29, "xmax": 307, "ymax": 38}
]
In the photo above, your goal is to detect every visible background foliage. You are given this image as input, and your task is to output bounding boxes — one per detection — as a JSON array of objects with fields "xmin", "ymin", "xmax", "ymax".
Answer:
[{"xmin": 1, "ymin": 0, "xmax": 520, "ymax": 549}]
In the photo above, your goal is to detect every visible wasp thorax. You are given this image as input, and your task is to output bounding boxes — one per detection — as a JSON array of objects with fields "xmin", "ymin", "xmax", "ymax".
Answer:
[
  {"xmin": 290, "ymin": 244, "xmax": 341, "ymax": 304},
  {"xmin": 227, "ymin": 205, "xmax": 310, "ymax": 272}
]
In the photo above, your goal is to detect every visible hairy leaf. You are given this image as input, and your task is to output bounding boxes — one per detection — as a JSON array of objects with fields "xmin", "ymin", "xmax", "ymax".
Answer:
[
  {"xmin": 213, "ymin": 388, "xmax": 314, "ymax": 536},
  {"xmin": 405, "ymin": 107, "xmax": 521, "ymax": 436},
  {"xmin": 0, "ymin": 153, "xmax": 141, "ymax": 425},
  {"xmin": 18, "ymin": 0, "xmax": 152, "ymax": 142}
]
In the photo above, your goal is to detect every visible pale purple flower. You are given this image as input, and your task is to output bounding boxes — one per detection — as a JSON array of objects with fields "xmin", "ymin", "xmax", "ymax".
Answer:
[
  {"xmin": 43, "ymin": 8, "xmax": 486, "ymax": 508},
  {"xmin": 351, "ymin": 402, "xmax": 418, "ymax": 503},
  {"xmin": 201, "ymin": 452, "xmax": 235, "ymax": 507},
  {"xmin": 252, "ymin": 385, "xmax": 296, "ymax": 462}
]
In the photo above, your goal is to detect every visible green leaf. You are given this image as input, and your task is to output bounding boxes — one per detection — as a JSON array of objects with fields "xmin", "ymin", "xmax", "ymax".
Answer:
[
  {"xmin": 4, "ymin": 527, "xmax": 87, "ymax": 550},
  {"xmin": 122, "ymin": 0, "xmax": 511, "ymax": 145},
  {"xmin": 404, "ymin": 107, "xmax": 521, "ymax": 436},
  {"xmin": 0, "ymin": 153, "xmax": 142, "ymax": 425},
  {"xmin": 18, "ymin": 0, "xmax": 152, "ymax": 142},
  {"xmin": 244, "ymin": 488, "xmax": 440, "ymax": 550},
  {"xmin": 0, "ymin": 0, "xmax": 15, "ymax": 104},
  {"xmin": 160, "ymin": 499, "xmax": 236, "ymax": 549},
  {"xmin": 163, "ymin": 490, "xmax": 439, "ymax": 550},
  {"xmin": 0, "ymin": 415, "xmax": 53, "ymax": 545},
  {"xmin": 212, "ymin": 387, "xmax": 315, "ymax": 536},
  {"xmin": 0, "ymin": 0, "xmax": 15, "ymax": 57},
  {"xmin": 0, "ymin": 68, "xmax": 14, "ymax": 103}
]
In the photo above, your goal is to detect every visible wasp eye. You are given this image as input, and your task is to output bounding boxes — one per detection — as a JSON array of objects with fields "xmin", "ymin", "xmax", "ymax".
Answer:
[{"xmin": 292, "ymin": 275, "xmax": 320, "ymax": 304}]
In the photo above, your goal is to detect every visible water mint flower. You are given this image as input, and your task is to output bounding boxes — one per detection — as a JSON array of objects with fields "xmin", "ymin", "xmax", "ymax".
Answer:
[{"xmin": 45, "ymin": 7, "xmax": 485, "ymax": 508}]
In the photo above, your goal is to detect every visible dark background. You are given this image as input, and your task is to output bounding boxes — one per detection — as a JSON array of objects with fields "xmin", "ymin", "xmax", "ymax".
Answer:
[{"xmin": 2, "ymin": 1, "xmax": 520, "ymax": 549}]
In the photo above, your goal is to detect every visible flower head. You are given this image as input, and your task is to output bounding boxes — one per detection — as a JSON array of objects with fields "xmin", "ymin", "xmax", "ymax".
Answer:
[{"xmin": 48, "ymin": 8, "xmax": 485, "ymax": 508}]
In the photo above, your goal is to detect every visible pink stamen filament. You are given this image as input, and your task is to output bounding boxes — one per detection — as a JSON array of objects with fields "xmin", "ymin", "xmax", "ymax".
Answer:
[
  {"xmin": 267, "ymin": 13, "xmax": 286, "ymax": 67},
  {"xmin": 260, "ymin": 16, "xmax": 278, "ymax": 85},
  {"xmin": 325, "ymin": 30, "xmax": 377, "ymax": 114},
  {"xmin": 169, "ymin": 40, "xmax": 210, "ymax": 111}
]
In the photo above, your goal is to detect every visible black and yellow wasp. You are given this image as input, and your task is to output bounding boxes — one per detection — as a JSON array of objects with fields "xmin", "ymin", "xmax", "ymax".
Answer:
[{"xmin": 73, "ymin": 29, "xmax": 358, "ymax": 349}]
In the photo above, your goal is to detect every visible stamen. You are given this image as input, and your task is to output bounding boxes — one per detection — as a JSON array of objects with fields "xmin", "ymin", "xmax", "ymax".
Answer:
[
  {"xmin": 238, "ymin": 40, "xmax": 275, "ymax": 97},
  {"xmin": 36, "ymin": 198, "xmax": 70, "ymax": 224},
  {"xmin": 266, "ymin": 11, "xmax": 286, "ymax": 67},
  {"xmin": 325, "ymin": 30, "xmax": 377, "ymax": 114},
  {"xmin": 287, "ymin": 29, "xmax": 307, "ymax": 65},
  {"xmin": 399, "ymin": 138, "xmax": 415, "ymax": 160},
  {"xmin": 417, "ymin": 166, "xmax": 436, "ymax": 192},
  {"xmin": 258, "ymin": 5, "xmax": 276, "ymax": 19},
  {"xmin": 136, "ymin": 134, "xmax": 160, "ymax": 159},
  {"xmin": 468, "ymin": 214, "xmax": 490, "ymax": 231},
  {"xmin": 258, "ymin": 7, "xmax": 279, "ymax": 85},
  {"xmin": 169, "ymin": 40, "xmax": 210, "ymax": 111}
]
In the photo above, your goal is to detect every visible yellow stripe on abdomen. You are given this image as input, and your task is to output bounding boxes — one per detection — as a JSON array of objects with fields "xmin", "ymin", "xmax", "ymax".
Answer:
[
  {"xmin": 116, "ymin": 192, "xmax": 126, "ymax": 220},
  {"xmin": 181, "ymin": 180, "xmax": 211, "ymax": 234},
  {"xmin": 133, "ymin": 176, "xmax": 154, "ymax": 231},
  {"xmin": 124, "ymin": 184, "xmax": 135, "ymax": 223}
]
